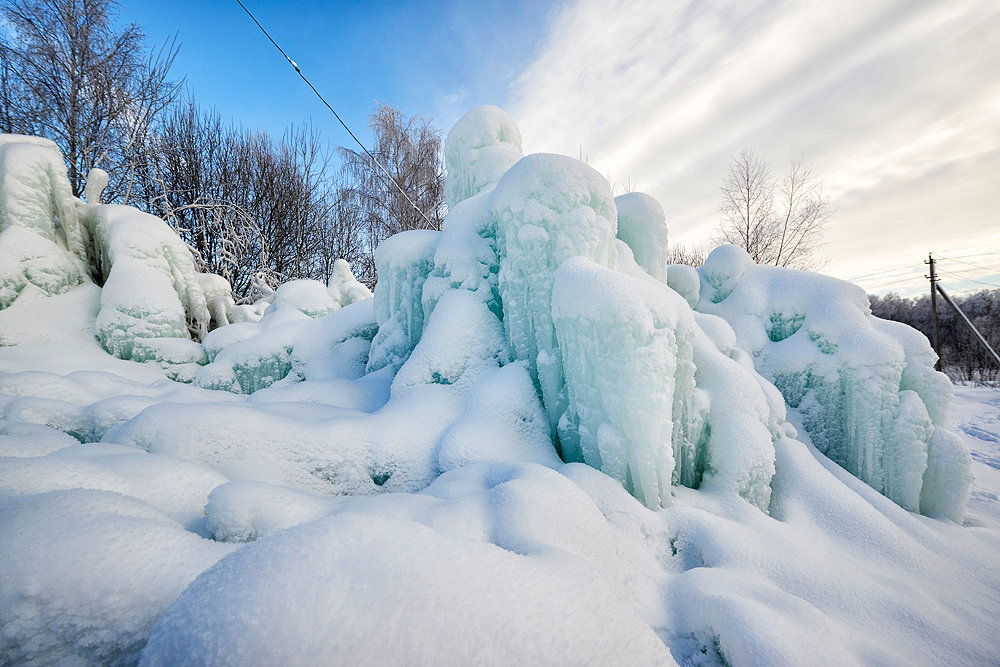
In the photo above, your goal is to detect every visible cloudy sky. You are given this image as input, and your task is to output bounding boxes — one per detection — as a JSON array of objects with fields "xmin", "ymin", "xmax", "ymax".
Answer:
[{"xmin": 126, "ymin": 0, "xmax": 1000, "ymax": 296}]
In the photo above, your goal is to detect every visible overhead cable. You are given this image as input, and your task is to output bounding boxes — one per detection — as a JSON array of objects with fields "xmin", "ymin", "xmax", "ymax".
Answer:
[{"xmin": 233, "ymin": 0, "xmax": 436, "ymax": 229}]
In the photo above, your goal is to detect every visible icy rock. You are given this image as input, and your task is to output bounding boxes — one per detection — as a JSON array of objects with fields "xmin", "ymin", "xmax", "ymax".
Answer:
[
  {"xmin": 366, "ymin": 229, "xmax": 441, "ymax": 373},
  {"xmin": 696, "ymin": 245, "xmax": 972, "ymax": 520},
  {"xmin": 444, "ymin": 105, "xmax": 523, "ymax": 208},
  {"xmin": 436, "ymin": 361, "xmax": 560, "ymax": 472},
  {"xmin": 327, "ymin": 258, "xmax": 372, "ymax": 307},
  {"xmin": 493, "ymin": 153, "xmax": 618, "ymax": 430},
  {"xmin": 84, "ymin": 167, "xmax": 108, "ymax": 205},
  {"xmin": 391, "ymin": 289, "xmax": 510, "ymax": 398},
  {"xmin": 700, "ymin": 243, "xmax": 752, "ymax": 303},
  {"xmin": 264, "ymin": 279, "xmax": 338, "ymax": 319},
  {"xmin": 196, "ymin": 271, "xmax": 235, "ymax": 329},
  {"xmin": 615, "ymin": 192, "xmax": 669, "ymax": 281},
  {"xmin": 130, "ymin": 337, "xmax": 207, "ymax": 365},
  {"xmin": 88, "ymin": 205, "xmax": 211, "ymax": 359},
  {"xmin": 0, "ymin": 226, "xmax": 90, "ymax": 308},
  {"xmin": 667, "ymin": 263, "xmax": 700, "ymax": 308},
  {"xmin": 0, "ymin": 139, "xmax": 91, "ymax": 307},
  {"xmin": 421, "ymin": 191, "xmax": 502, "ymax": 321},
  {"xmin": 553, "ymin": 257, "xmax": 776, "ymax": 510},
  {"xmin": 196, "ymin": 298, "xmax": 378, "ymax": 394},
  {"xmin": 0, "ymin": 138, "xmax": 88, "ymax": 261}
]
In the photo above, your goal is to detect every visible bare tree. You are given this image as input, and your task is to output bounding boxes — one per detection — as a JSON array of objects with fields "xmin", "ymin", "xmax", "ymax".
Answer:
[
  {"xmin": 147, "ymin": 100, "xmax": 270, "ymax": 297},
  {"xmin": 145, "ymin": 99, "xmax": 360, "ymax": 299},
  {"xmin": 339, "ymin": 103, "xmax": 445, "ymax": 285},
  {"xmin": 0, "ymin": 0, "xmax": 180, "ymax": 201},
  {"xmin": 715, "ymin": 148, "xmax": 831, "ymax": 269},
  {"xmin": 666, "ymin": 242, "xmax": 708, "ymax": 267}
]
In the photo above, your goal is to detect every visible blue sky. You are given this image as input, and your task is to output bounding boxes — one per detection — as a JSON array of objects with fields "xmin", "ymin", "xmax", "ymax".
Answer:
[
  {"xmin": 119, "ymin": 0, "xmax": 555, "ymax": 148},
  {"xmin": 120, "ymin": 0, "xmax": 1000, "ymax": 298}
]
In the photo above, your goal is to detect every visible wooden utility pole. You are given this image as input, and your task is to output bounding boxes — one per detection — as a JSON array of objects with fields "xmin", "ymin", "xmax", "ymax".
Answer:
[
  {"xmin": 926, "ymin": 253, "xmax": 942, "ymax": 371},
  {"xmin": 936, "ymin": 282, "xmax": 1000, "ymax": 370}
]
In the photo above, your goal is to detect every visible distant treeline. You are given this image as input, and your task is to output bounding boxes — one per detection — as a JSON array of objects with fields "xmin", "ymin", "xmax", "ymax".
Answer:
[{"xmin": 870, "ymin": 289, "xmax": 1000, "ymax": 384}]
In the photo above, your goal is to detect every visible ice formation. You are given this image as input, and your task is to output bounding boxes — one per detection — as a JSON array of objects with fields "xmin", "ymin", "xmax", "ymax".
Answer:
[
  {"xmin": 694, "ymin": 245, "xmax": 973, "ymax": 520},
  {"xmin": 0, "ymin": 110, "xmax": 993, "ymax": 666},
  {"xmin": 0, "ymin": 137, "xmax": 221, "ymax": 369},
  {"xmin": 614, "ymin": 191, "xmax": 670, "ymax": 281},
  {"xmin": 0, "ymin": 137, "xmax": 90, "ymax": 308}
]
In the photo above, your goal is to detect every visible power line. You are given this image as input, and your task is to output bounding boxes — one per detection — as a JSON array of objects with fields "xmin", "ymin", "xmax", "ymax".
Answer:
[
  {"xmin": 863, "ymin": 274, "xmax": 926, "ymax": 291},
  {"xmin": 844, "ymin": 263, "xmax": 918, "ymax": 282},
  {"xmin": 233, "ymin": 0, "xmax": 436, "ymax": 230},
  {"xmin": 936, "ymin": 256, "xmax": 1000, "ymax": 274},
  {"xmin": 936, "ymin": 269, "xmax": 1000, "ymax": 289},
  {"xmin": 933, "ymin": 250, "xmax": 1000, "ymax": 261}
]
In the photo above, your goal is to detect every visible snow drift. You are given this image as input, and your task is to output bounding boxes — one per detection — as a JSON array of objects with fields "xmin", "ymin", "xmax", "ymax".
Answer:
[{"xmin": 0, "ymin": 110, "xmax": 996, "ymax": 666}]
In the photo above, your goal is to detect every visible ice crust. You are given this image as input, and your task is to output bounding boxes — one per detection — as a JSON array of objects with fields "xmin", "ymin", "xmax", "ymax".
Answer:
[
  {"xmin": 695, "ymin": 245, "xmax": 972, "ymax": 521},
  {"xmin": 0, "ymin": 140, "xmax": 90, "ymax": 307},
  {"xmin": 362, "ymin": 106, "xmax": 970, "ymax": 518},
  {"xmin": 0, "ymin": 112, "xmax": 991, "ymax": 665},
  {"xmin": 615, "ymin": 191, "xmax": 670, "ymax": 281},
  {"xmin": 444, "ymin": 104, "xmax": 523, "ymax": 208},
  {"xmin": 88, "ymin": 204, "xmax": 213, "ymax": 360}
]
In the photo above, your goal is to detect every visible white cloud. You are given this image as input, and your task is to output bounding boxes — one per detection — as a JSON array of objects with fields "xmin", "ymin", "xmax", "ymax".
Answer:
[{"xmin": 507, "ymin": 0, "xmax": 1000, "ymax": 290}]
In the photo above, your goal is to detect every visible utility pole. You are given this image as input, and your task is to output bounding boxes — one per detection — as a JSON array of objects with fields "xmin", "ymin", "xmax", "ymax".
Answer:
[
  {"xmin": 926, "ymin": 253, "xmax": 942, "ymax": 371},
  {"xmin": 936, "ymin": 282, "xmax": 1000, "ymax": 370}
]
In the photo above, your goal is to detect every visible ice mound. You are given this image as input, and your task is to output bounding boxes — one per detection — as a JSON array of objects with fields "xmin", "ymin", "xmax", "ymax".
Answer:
[
  {"xmin": 366, "ymin": 107, "xmax": 787, "ymax": 510},
  {"xmin": 327, "ymin": 257, "xmax": 373, "ymax": 307},
  {"xmin": 0, "ymin": 108, "xmax": 994, "ymax": 665},
  {"xmin": 0, "ymin": 139, "xmax": 90, "ymax": 307},
  {"xmin": 141, "ymin": 463, "xmax": 674, "ymax": 666},
  {"xmin": 615, "ymin": 191, "xmax": 670, "ymax": 281},
  {"xmin": 695, "ymin": 244, "xmax": 972, "ymax": 520},
  {"xmin": 86, "ymin": 203, "xmax": 213, "ymax": 360},
  {"xmin": 0, "ymin": 488, "xmax": 234, "ymax": 666},
  {"xmin": 366, "ymin": 229, "xmax": 440, "ymax": 373},
  {"xmin": 0, "ymin": 137, "xmax": 228, "ymax": 370},
  {"xmin": 444, "ymin": 104, "xmax": 523, "ymax": 208},
  {"xmin": 553, "ymin": 255, "xmax": 778, "ymax": 510},
  {"xmin": 195, "ymin": 297, "xmax": 378, "ymax": 394},
  {"xmin": 358, "ymin": 105, "xmax": 971, "ymax": 517}
]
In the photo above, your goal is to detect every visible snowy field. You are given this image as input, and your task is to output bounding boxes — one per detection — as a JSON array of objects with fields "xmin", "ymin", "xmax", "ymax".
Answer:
[
  {"xmin": 1, "ymin": 289, "xmax": 997, "ymax": 665},
  {"xmin": 1, "ymin": 111, "xmax": 999, "ymax": 665},
  {"xmin": 953, "ymin": 385, "xmax": 1000, "ymax": 530}
]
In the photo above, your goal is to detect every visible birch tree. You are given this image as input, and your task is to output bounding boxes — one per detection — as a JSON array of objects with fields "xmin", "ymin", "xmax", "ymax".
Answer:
[
  {"xmin": 716, "ymin": 148, "xmax": 831, "ymax": 269},
  {"xmin": 0, "ymin": 0, "xmax": 180, "ymax": 201}
]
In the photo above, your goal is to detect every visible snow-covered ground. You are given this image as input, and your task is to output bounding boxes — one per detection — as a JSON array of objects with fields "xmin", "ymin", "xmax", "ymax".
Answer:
[
  {"xmin": 1, "ymin": 298, "xmax": 998, "ymax": 665},
  {"xmin": 953, "ymin": 384, "xmax": 1000, "ymax": 530},
  {"xmin": 2, "ymin": 111, "xmax": 999, "ymax": 665}
]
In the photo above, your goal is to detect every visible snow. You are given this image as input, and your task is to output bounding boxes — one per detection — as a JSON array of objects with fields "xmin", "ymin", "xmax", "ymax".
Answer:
[
  {"xmin": 88, "ymin": 204, "xmax": 213, "ymax": 360},
  {"xmin": 444, "ymin": 104, "xmax": 523, "ymax": 208},
  {"xmin": 0, "ymin": 140, "xmax": 91, "ymax": 309},
  {"xmin": 696, "ymin": 244, "xmax": 972, "ymax": 521},
  {"xmin": 615, "ymin": 191, "xmax": 670, "ymax": 281},
  {"xmin": 0, "ymin": 120, "xmax": 998, "ymax": 665},
  {"xmin": 366, "ymin": 229, "xmax": 441, "ymax": 373}
]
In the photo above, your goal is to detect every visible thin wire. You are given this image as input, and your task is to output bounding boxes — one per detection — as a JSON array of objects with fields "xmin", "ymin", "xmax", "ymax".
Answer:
[
  {"xmin": 844, "ymin": 263, "xmax": 918, "ymax": 282},
  {"xmin": 937, "ymin": 256, "xmax": 1000, "ymax": 274},
  {"xmin": 234, "ymin": 0, "xmax": 436, "ymax": 229},
  {"xmin": 865, "ymin": 274, "xmax": 926, "ymax": 291},
  {"xmin": 936, "ymin": 269, "xmax": 1000, "ymax": 289},
  {"xmin": 934, "ymin": 250, "xmax": 1000, "ymax": 261}
]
